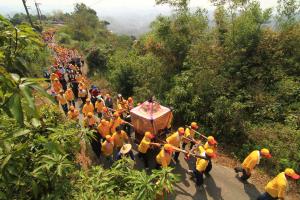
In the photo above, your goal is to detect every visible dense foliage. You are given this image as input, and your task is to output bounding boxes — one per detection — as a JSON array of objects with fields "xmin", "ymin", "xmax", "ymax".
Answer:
[
  {"xmin": 55, "ymin": 1, "xmax": 299, "ymax": 176},
  {"xmin": 0, "ymin": 15, "xmax": 51, "ymax": 76},
  {"xmin": 106, "ymin": 0, "xmax": 300, "ymax": 176},
  {"xmin": 1, "ymin": 9, "xmax": 180, "ymax": 199},
  {"xmin": 0, "ymin": 103, "xmax": 179, "ymax": 199}
]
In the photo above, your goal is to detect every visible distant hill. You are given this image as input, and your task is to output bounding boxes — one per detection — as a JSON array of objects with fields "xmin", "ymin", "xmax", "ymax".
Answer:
[{"xmin": 100, "ymin": 8, "xmax": 171, "ymax": 37}]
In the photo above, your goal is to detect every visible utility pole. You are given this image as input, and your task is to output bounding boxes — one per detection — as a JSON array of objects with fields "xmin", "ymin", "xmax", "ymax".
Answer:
[
  {"xmin": 34, "ymin": 1, "xmax": 42, "ymax": 23},
  {"xmin": 22, "ymin": 0, "xmax": 34, "ymax": 27}
]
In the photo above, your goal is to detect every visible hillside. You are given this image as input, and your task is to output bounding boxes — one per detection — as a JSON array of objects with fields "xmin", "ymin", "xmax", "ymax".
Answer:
[{"xmin": 0, "ymin": 0, "xmax": 299, "ymax": 199}]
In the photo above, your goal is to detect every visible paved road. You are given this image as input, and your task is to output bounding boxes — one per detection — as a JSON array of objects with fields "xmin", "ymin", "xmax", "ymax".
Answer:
[{"xmin": 171, "ymin": 153, "xmax": 261, "ymax": 200}]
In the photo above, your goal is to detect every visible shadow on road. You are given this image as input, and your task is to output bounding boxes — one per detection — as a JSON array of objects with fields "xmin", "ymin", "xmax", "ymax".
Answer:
[
  {"xmin": 173, "ymin": 159, "xmax": 190, "ymax": 187},
  {"xmin": 205, "ymin": 175, "xmax": 224, "ymax": 200},
  {"xmin": 235, "ymin": 175, "xmax": 260, "ymax": 200}
]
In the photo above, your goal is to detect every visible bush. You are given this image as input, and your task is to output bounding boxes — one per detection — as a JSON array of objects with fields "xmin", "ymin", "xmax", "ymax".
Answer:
[{"xmin": 86, "ymin": 48, "xmax": 108, "ymax": 75}]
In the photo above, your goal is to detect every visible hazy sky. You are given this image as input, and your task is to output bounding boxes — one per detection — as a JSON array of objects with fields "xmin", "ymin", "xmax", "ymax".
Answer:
[
  {"xmin": 0, "ymin": 0, "xmax": 279, "ymax": 36},
  {"xmin": 0, "ymin": 0, "xmax": 279, "ymax": 16}
]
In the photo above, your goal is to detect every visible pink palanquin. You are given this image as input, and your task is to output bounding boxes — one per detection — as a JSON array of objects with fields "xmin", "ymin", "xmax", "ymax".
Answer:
[{"xmin": 130, "ymin": 100, "xmax": 173, "ymax": 141}]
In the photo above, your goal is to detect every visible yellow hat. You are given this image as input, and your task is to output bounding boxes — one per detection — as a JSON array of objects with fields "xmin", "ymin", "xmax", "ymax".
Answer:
[
  {"xmin": 260, "ymin": 148, "xmax": 272, "ymax": 158},
  {"xmin": 86, "ymin": 98, "xmax": 91, "ymax": 102},
  {"xmin": 206, "ymin": 149, "xmax": 217, "ymax": 158},
  {"xmin": 284, "ymin": 168, "xmax": 300, "ymax": 180},
  {"xmin": 113, "ymin": 112, "xmax": 119, "ymax": 117},
  {"xmin": 178, "ymin": 127, "xmax": 185, "ymax": 135},
  {"xmin": 191, "ymin": 122, "xmax": 198, "ymax": 129},
  {"xmin": 87, "ymin": 112, "xmax": 93, "ymax": 117},
  {"xmin": 145, "ymin": 131, "xmax": 154, "ymax": 139},
  {"xmin": 164, "ymin": 144, "xmax": 173, "ymax": 151},
  {"xmin": 101, "ymin": 119, "xmax": 106, "ymax": 124},
  {"xmin": 105, "ymin": 135, "xmax": 112, "ymax": 142},
  {"xmin": 207, "ymin": 136, "xmax": 217, "ymax": 145},
  {"xmin": 69, "ymin": 106, "xmax": 74, "ymax": 111}
]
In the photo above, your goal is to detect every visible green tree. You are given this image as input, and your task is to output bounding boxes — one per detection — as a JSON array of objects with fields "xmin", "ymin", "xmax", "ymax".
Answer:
[{"xmin": 66, "ymin": 3, "xmax": 100, "ymax": 41}]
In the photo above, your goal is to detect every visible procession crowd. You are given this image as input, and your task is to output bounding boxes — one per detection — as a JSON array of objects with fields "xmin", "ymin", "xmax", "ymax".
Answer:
[{"xmin": 43, "ymin": 30, "xmax": 299, "ymax": 200}]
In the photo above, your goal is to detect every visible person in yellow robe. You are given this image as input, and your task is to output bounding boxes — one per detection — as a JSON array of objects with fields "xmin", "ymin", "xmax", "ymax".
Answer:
[
  {"xmin": 52, "ymin": 78, "xmax": 62, "ymax": 94},
  {"xmin": 166, "ymin": 127, "xmax": 185, "ymax": 162},
  {"xmin": 112, "ymin": 126, "xmax": 128, "ymax": 149},
  {"xmin": 234, "ymin": 148, "xmax": 272, "ymax": 181},
  {"xmin": 182, "ymin": 122, "xmax": 199, "ymax": 150},
  {"xmin": 65, "ymin": 88, "xmax": 75, "ymax": 107},
  {"xmin": 97, "ymin": 119, "xmax": 110, "ymax": 139},
  {"xmin": 101, "ymin": 135, "xmax": 114, "ymax": 165},
  {"xmin": 82, "ymin": 98, "xmax": 94, "ymax": 117},
  {"xmin": 187, "ymin": 149, "xmax": 216, "ymax": 186},
  {"xmin": 257, "ymin": 168, "xmax": 299, "ymax": 200},
  {"xmin": 67, "ymin": 106, "xmax": 79, "ymax": 121},
  {"xmin": 156, "ymin": 144, "xmax": 174, "ymax": 168},
  {"xmin": 110, "ymin": 112, "xmax": 124, "ymax": 134},
  {"xmin": 138, "ymin": 132, "xmax": 160, "ymax": 168}
]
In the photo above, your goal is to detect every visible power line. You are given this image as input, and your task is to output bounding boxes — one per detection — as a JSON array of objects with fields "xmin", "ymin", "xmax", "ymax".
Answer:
[{"xmin": 88, "ymin": 0, "xmax": 104, "ymax": 7}]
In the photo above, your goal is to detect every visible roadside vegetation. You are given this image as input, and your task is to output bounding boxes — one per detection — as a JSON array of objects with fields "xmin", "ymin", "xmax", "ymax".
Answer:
[{"xmin": 0, "ymin": 0, "xmax": 299, "ymax": 198}]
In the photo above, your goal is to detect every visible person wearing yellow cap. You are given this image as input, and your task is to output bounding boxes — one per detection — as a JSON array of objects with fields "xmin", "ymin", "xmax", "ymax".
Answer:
[
  {"xmin": 127, "ymin": 97, "xmax": 134, "ymax": 110},
  {"xmin": 112, "ymin": 126, "xmax": 128, "ymax": 149},
  {"xmin": 257, "ymin": 168, "xmax": 300, "ymax": 200},
  {"xmin": 166, "ymin": 127, "xmax": 185, "ymax": 162},
  {"xmin": 234, "ymin": 148, "xmax": 272, "ymax": 181},
  {"xmin": 101, "ymin": 135, "xmax": 114, "ymax": 164},
  {"xmin": 82, "ymin": 98, "xmax": 94, "ymax": 117},
  {"xmin": 156, "ymin": 144, "xmax": 174, "ymax": 168},
  {"xmin": 182, "ymin": 122, "xmax": 199, "ymax": 150},
  {"xmin": 50, "ymin": 72, "xmax": 59, "ymax": 82},
  {"xmin": 52, "ymin": 78, "xmax": 63, "ymax": 94},
  {"xmin": 56, "ymin": 90, "xmax": 68, "ymax": 115},
  {"xmin": 110, "ymin": 112, "xmax": 124, "ymax": 134},
  {"xmin": 67, "ymin": 106, "xmax": 79, "ymax": 121},
  {"xmin": 97, "ymin": 119, "xmax": 110, "ymax": 139},
  {"xmin": 201, "ymin": 135, "xmax": 218, "ymax": 174},
  {"xmin": 83, "ymin": 112, "xmax": 97, "ymax": 128},
  {"xmin": 138, "ymin": 132, "xmax": 160, "ymax": 168},
  {"xmin": 187, "ymin": 149, "xmax": 217, "ymax": 186},
  {"xmin": 65, "ymin": 88, "xmax": 75, "ymax": 107}
]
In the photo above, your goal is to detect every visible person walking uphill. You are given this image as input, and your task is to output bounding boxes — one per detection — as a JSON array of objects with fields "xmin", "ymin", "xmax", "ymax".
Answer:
[
  {"xmin": 82, "ymin": 98, "xmax": 94, "ymax": 117},
  {"xmin": 56, "ymin": 90, "xmax": 68, "ymax": 115},
  {"xmin": 65, "ymin": 88, "xmax": 75, "ymax": 107},
  {"xmin": 200, "ymin": 136, "xmax": 218, "ymax": 174},
  {"xmin": 112, "ymin": 126, "xmax": 128, "ymax": 159},
  {"xmin": 257, "ymin": 168, "xmax": 300, "ymax": 200},
  {"xmin": 138, "ymin": 131, "xmax": 160, "ymax": 168},
  {"xmin": 166, "ymin": 127, "xmax": 185, "ymax": 162},
  {"xmin": 156, "ymin": 144, "xmax": 174, "ymax": 168},
  {"xmin": 101, "ymin": 135, "xmax": 114, "ymax": 165},
  {"xmin": 67, "ymin": 106, "xmax": 79, "ymax": 121},
  {"xmin": 234, "ymin": 148, "xmax": 272, "ymax": 181},
  {"xmin": 97, "ymin": 119, "xmax": 110, "ymax": 140},
  {"xmin": 182, "ymin": 122, "xmax": 199, "ymax": 150}
]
